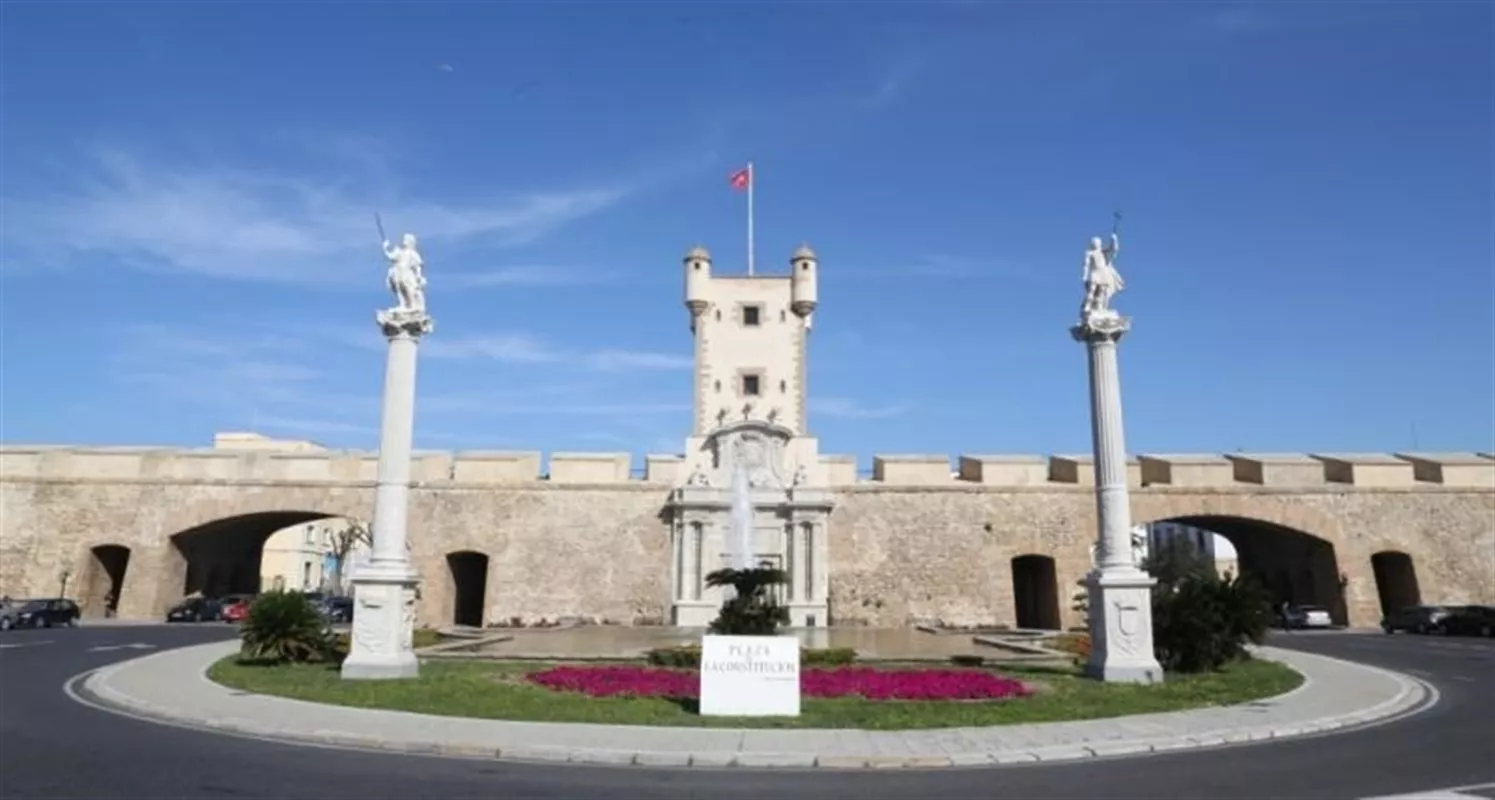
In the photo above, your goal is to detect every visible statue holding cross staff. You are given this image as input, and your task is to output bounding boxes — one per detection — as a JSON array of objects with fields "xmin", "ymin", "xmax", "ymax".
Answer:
[{"xmin": 1079, "ymin": 211, "xmax": 1125, "ymax": 324}]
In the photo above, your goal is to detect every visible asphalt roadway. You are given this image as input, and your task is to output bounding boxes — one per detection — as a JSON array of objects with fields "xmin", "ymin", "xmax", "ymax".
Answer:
[{"xmin": 1, "ymin": 625, "xmax": 1491, "ymax": 800}]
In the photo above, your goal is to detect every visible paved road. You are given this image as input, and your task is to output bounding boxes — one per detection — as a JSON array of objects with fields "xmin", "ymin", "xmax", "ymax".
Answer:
[{"xmin": 1, "ymin": 625, "xmax": 1490, "ymax": 799}]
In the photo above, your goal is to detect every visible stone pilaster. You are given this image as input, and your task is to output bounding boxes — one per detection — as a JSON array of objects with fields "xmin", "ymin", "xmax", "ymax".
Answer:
[
  {"xmin": 1071, "ymin": 313, "xmax": 1163, "ymax": 684},
  {"xmin": 342, "ymin": 308, "xmax": 432, "ymax": 681}
]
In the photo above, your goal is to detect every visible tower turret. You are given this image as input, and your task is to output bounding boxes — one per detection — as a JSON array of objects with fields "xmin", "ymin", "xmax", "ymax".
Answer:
[
  {"xmin": 789, "ymin": 243, "xmax": 818, "ymax": 322},
  {"xmin": 684, "ymin": 245, "xmax": 711, "ymax": 329}
]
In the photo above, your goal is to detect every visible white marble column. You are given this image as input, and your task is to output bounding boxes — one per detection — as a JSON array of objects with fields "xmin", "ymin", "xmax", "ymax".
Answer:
[
  {"xmin": 1071, "ymin": 313, "xmax": 1163, "ymax": 684},
  {"xmin": 342, "ymin": 307, "xmax": 432, "ymax": 680}
]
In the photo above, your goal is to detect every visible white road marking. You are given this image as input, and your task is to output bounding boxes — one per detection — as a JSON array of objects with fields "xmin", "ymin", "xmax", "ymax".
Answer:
[
  {"xmin": 86, "ymin": 643, "xmax": 157, "ymax": 653},
  {"xmin": 0, "ymin": 640, "xmax": 54, "ymax": 650},
  {"xmin": 1359, "ymin": 782, "xmax": 1495, "ymax": 800}
]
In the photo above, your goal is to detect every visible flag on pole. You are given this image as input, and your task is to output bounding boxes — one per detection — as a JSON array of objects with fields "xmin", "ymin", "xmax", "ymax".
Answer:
[{"xmin": 730, "ymin": 163, "xmax": 756, "ymax": 274}]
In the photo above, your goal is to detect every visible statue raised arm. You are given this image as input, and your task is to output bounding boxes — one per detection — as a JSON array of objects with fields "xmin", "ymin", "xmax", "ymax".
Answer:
[
  {"xmin": 383, "ymin": 233, "xmax": 428, "ymax": 314},
  {"xmin": 1080, "ymin": 232, "xmax": 1124, "ymax": 322}
]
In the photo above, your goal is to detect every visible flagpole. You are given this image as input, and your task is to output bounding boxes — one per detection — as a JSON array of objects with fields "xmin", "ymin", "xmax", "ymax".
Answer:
[{"xmin": 746, "ymin": 161, "xmax": 756, "ymax": 276}]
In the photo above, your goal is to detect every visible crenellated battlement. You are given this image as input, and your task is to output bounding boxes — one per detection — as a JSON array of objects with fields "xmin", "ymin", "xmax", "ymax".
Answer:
[{"xmin": 2, "ymin": 444, "xmax": 1491, "ymax": 489}]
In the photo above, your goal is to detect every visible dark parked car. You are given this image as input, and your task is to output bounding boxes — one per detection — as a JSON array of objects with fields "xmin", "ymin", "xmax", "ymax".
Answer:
[
  {"xmin": 166, "ymin": 596, "xmax": 224, "ymax": 623},
  {"xmin": 1381, "ymin": 604, "xmax": 1450, "ymax": 634},
  {"xmin": 319, "ymin": 596, "xmax": 354, "ymax": 623},
  {"xmin": 1278, "ymin": 604, "xmax": 1333, "ymax": 629},
  {"xmin": 13, "ymin": 598, "xmax": 81, "ymax": 629},
  {"xmin": 1440, "ymin": 605, "xmax": 1495, "ymax": 638}
]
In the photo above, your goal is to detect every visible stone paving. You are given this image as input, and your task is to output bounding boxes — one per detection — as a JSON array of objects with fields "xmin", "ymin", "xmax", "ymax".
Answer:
[{"xmin": 80, "ymin": 641, "xmax": 1433, "ymax": 770}]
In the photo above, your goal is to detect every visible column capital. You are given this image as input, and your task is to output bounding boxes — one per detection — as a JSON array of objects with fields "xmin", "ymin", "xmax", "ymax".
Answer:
[
  {"xmin": 1070, "ymin": 312, "xmax": 1130, "ymax": 344},
  {"xmin": 377, "ymin": 308, "xmax": 435, "ymax": 340}
]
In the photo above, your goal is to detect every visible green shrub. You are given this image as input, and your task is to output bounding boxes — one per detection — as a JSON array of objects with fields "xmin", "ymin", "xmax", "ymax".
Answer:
[
  {"xmin": 804, "ymin": 647, "xmax": 856, "ymax": 666},
  {"xmin": 704, "ymin": 567, "xmax": 790, "ymax": 636},
  {"xmin": 240, "ymin": 591, "xmax": 335, "ymax": 664},
  {"xmin": 1140, "ymin": 538, "xmax": 1272, "ymax": 673},
  {"xmin": 645, "ymin": 645, "xmax": 857, "ymax": 668}
]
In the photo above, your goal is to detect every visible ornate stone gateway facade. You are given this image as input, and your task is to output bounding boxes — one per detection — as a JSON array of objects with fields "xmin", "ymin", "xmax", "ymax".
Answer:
[{"xmin": 667, "ymin": 420, "xmax": 834, "ymax": 627}]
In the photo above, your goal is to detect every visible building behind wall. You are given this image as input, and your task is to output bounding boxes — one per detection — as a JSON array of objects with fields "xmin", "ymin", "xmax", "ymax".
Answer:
[
  {"xmin": 259, "ymin": 519, "xmax": 369, "ymax": 595},
  {"xmin": 1133, "ymin": 521, "xmax": 1240, "ymax": 577}
]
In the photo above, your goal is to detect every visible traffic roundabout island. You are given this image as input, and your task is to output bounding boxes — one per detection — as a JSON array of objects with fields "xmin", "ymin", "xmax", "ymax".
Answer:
[
  {"xmin": 77, "ymin": 639, "xmax": 1434, "ymax": 770},
  {"xmin": 206, "ymin": 650, "xmax": 1301, "ymax": 731}
]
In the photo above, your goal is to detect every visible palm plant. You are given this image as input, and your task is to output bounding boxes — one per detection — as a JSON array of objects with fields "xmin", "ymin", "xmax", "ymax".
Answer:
[
  {"xmin": 240, "ymin": 590, "xmax": 335, "ymax": 664},
  {"xmin": 705, "ymin": 566, "xmax": 789, "ymax": 636}
]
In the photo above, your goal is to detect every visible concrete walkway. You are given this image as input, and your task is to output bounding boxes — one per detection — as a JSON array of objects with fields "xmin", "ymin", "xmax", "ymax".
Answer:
[{"xmin": 81, "ymin": 641, "xmax": 1432, "ymax": 770}]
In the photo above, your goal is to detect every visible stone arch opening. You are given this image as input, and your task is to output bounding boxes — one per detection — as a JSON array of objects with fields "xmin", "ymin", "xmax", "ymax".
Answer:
[
  {"xmin": 446, "ymin": 550, "xmax": 489, "ymax": 628},
  {"xmin": 81, "ymin": 544, "xmax": 131, "ymax": 618},
  {"xmin": 1011, "ymin": 554, "xmax": 1061, "ymax": 630},
  {"xmin": 1370, "ymin": 550, "xmax": 1422, "ymax": 616},
  {"xmin": 1142, "ymin": 515, "xmax": 1348, "ymax": 625},
  {"xmin": 166, "ymin": 512, "xmax": 367, "ymax": 608}
]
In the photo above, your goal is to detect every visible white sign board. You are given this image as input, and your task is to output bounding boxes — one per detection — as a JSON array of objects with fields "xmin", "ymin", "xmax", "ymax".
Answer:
[{"xmin": 698, "ymin": 635, "xmax": 801, "ymax": 717}]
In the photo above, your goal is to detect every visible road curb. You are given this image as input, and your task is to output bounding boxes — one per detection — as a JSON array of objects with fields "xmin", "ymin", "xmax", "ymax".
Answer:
[{"xmin": 77, "ymin": 643, "xmax": 1435, "ymax": 771}]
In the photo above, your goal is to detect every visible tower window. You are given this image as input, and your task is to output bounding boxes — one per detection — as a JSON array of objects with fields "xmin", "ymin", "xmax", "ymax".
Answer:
[
  {"xmin": 742, "ymin": 305, "xmax": 761, "ymax": 326},
  {"xmin": 742, "ymin": 374, "xmax": 761, "ymax": 396}
]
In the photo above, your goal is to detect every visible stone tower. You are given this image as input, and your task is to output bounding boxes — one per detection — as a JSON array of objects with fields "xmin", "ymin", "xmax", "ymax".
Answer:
[{"xmin": 669, "ymin": 244, "xmax": 833, "ymax": 628}]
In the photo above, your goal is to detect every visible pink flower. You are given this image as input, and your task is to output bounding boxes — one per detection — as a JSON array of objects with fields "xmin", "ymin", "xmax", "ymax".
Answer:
[{"xmin": 526, "ymin": 665, "xmax": 1031, "ymax": 701}]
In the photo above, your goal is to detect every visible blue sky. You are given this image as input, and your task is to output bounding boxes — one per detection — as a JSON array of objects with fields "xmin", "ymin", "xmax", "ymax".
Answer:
[{"xmin": 2, "ymin": 1, "xmax": 1491, "ymax": 465}]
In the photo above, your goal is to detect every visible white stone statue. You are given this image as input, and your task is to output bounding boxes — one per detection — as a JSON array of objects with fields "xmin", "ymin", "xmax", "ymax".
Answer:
[
  {"xmin": 792, "ymin": 464, "xmax": 809, "ymax": 487},
  {"xmin": 383, "ymin": 233, "xmax": 428, "ymax": 314},
  {"xmin": 1080, "ymin": 233, "xmax": 1124, "ymax": 322}
]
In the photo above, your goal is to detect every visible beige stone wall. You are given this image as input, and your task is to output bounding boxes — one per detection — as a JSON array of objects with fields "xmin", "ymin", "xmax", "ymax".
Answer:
[{"xmin": 3, "ymin": 460, "xmax": 1491, "ymax": 629}]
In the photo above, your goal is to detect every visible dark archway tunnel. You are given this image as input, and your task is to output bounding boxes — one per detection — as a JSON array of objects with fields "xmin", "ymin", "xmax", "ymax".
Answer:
[{"xmin": 1146, "ymin": 515, "xmax": 1348, "ymax": 626}]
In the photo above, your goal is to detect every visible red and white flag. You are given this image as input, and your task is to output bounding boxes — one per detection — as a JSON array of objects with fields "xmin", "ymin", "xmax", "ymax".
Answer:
[{"xmin": 728, "ymin": 165, "xmax": 751, "ymax": 191}]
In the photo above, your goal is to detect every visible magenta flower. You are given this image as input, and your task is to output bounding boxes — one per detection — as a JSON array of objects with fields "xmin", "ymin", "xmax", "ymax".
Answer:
[{"xmin": 526, "ymin": 665, "xmax": 1031, "ymax": 701}]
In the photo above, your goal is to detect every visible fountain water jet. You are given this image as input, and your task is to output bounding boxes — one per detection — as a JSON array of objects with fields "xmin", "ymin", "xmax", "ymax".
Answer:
[{"xmin": 728, "ymin": 461, "xmax": 754, "ymax": 570}]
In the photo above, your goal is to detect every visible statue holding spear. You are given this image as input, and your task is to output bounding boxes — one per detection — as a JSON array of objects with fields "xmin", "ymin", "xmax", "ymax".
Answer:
[{"xmin": 376, "ymin": 213, "xmax": 427, "ymax": 315}]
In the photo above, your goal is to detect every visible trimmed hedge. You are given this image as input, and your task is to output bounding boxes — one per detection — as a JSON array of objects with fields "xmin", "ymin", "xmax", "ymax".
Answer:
[{"xmin": 646, "ymin": 645, "xmax": 857, "ymax": 668}]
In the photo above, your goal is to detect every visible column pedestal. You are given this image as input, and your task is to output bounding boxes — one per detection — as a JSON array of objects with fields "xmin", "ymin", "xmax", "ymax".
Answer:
[
  {"xmin": 342, "ymin": 307, "xmax": 432, "ymax": 681},
  {"xmin": 1072, "ymin": 311, "xmax": 1164, "ymax": 684},
  {"xmin": 1082, "ymin": 568, "xmax": 1161, "ymax": 683}
]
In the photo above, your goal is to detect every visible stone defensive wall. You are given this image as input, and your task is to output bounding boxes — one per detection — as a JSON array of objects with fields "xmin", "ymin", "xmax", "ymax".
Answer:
[
  {"xmin": 4, "ymin": 445, "xmax": 1493, "ymax": 489},
  {"xmin": 3, "ymin": 445, "xmax": 1492, "ymax": 630}
]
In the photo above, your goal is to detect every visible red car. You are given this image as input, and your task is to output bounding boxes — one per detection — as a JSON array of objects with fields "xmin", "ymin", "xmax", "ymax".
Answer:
[{"xmin": 220, "ymin": 595, "xmax": 254, "ymax": 623}]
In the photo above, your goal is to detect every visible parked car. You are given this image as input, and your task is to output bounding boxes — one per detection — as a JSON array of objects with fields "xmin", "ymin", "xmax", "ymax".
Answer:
[
  {"xmin": 11, "ymin": 598, "xmax": 81, "ymax": 629},
  {"xmin": 1279, "ymin": 604, "xmax": 1334, "ymax": 630},
  {"xmin": 219, "ymin": 594, "xmax": 256, "ymax": 624},
  {"xmin": 318, "ymin": 596, "xmax": 354, "ymax": 624},
  {"xmin": 166, "ymin": 596, "xmax": 224, "ymax": 623},
  {"xmin": 0, "ymin": 598, "xmax": 26, "ymax": 630},
  {"xmin": 1381, "ymin": 604, "xmax": 1451, "ymax": 635},
  {"xmin": 1440, "ymin": 605, "xmax": 1495, "ymax": 638}
]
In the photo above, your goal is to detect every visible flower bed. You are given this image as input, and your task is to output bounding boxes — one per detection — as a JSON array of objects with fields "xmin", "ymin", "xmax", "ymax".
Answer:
[{"xmin": 528, "ymin": 665, "xmax": 1031, "ymax": 701}]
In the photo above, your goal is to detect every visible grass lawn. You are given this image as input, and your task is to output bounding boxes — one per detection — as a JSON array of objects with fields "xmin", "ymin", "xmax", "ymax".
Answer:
[{"xmin": 208, "ymin": 657, "xmax": 1303, "ymax": 730}]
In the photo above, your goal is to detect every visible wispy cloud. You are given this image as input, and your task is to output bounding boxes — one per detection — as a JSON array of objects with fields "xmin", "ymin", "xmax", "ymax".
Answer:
[
  {"xmin": 111, "ymin": 323, "xmax": 378, "ymax": 420},
  {"xmin": 4, "ymin": 146, "xmax": 628, "ymax": 284},
  {"xmin": 443, "ymin": 265, "xmax": 614, "ymax": 288},
  {"xmin": 850, "ymin": 254, "xmax": 1046, "ymax": 282},
  {"xmin": 1201, "ymin": 6, "xmax": 1274, "ymax": 35},
  {"xmin": 813, "ymin": 397, "xmax": 907, "ymax": 420},
  {"xmin": 424, "ymin": 333, "xmax": 691, "ymax": 372},
  {"xmin": 861, "ymin": 59, "xmax": 925, "ymax": 110}
]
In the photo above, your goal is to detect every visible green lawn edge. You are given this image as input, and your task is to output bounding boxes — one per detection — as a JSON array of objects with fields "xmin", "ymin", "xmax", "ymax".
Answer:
[{"xmin": 207, "ymin": 656, "xmax": 1303, "ymax": 731}]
